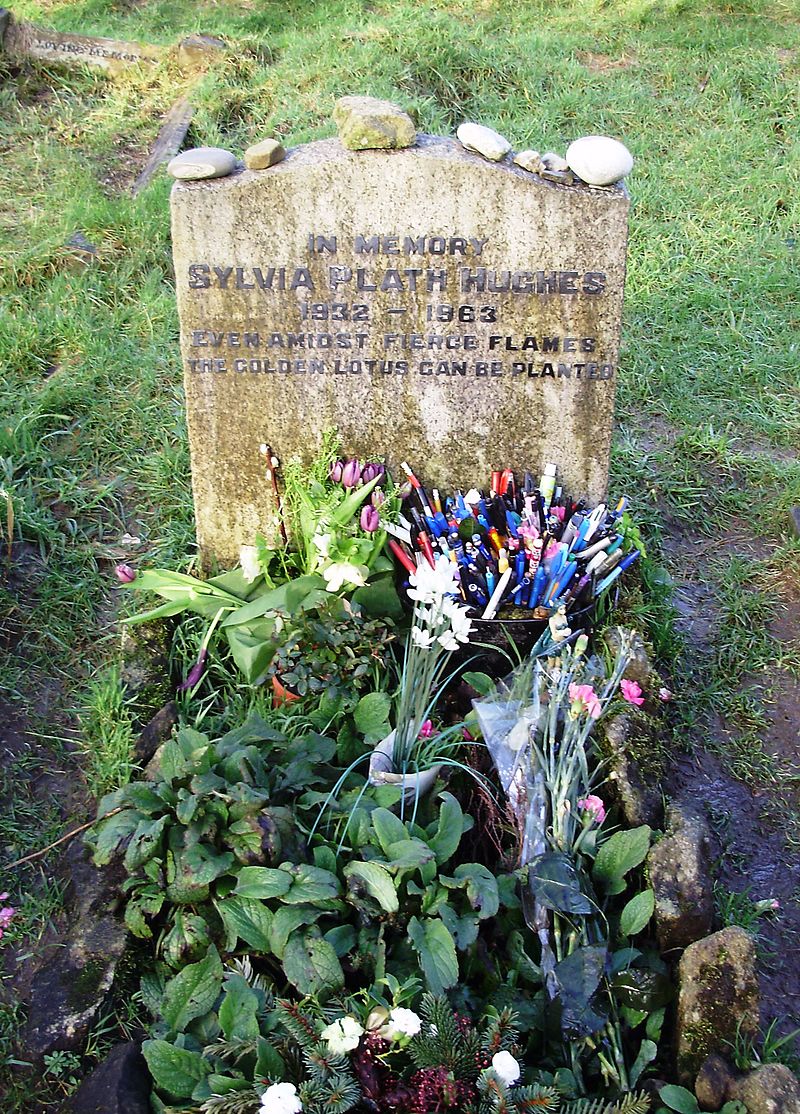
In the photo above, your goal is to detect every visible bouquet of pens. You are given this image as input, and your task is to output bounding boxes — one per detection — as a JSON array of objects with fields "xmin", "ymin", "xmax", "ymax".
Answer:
[{"xmin": 383, "ymin": 461, "xmax": 640, "ymax": 624}]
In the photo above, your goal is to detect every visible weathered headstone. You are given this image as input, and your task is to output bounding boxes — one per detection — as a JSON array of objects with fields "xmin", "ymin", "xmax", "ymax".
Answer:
[
  {"xmin": 2, "ymin": 17, "xmax": 164, "ymax": 74},
  {"xmin": 171, "ymin": 132, "xmax": 629, "ymax": 565}
]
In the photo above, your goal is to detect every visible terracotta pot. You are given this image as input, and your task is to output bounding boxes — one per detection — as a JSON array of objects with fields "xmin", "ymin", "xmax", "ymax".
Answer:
[
  {"xmin": 271, "ymin": 674, "xmax": 299, "ymax": 707},
  {"xmin": 368, "ymin": 729, "xmax": 441, "ymax": 803}
]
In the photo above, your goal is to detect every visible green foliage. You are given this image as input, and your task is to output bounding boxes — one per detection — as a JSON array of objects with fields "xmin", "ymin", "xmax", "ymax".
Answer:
[{"xmin": 77, "ymin": 663, "xmax": 137, "ymax": 796}]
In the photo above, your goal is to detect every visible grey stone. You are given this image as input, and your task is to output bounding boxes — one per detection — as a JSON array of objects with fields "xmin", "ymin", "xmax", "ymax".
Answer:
[
  {"xmin": 541, "ymin": 151, "xmax": 569, "ymax": 171},
  {"xmin": 456, "ymin": 121, "xmax": 512, "ymax": 161},
  {"xmin": 602, "ymin": 711, "xmax": 664, "ymax": 827},
  {"xmin": 677, "ymin": 927, "xmax": 759, "ymax": 1084},
  {"xmin": 61, "ymin": 232, "xmax": 98, "ymax": 273},
  {"xmin": 790, "ymin": 506, "xmax": 800, "ymax": 538},
  {"xmin": 20, "ymin": 843, "xmax": 127, "ymax": 1062},
  {"xmin": 0, "ymin": 8, "xmax": 10, "ymax": 47},
  {"xmin": 513, "ymin": 149, "xmax": 542, "ymax": 173},
  {"xmin": 244, "ymin": 136, "xmax": 286, "ymax": 170},
  {"xmin": 648, "ymin": 803, "xmax": 714, "ymax": 952},
  {"xmin": 566, "ymin": 135, "xmax": 634, "ymax": 186},
  {"xmin": 604, "ymin": 626, "xmax": 661, "ymax": 699},
  {"xmin": 176, "ymin": 33, "xmax": 226, "ymax": 72},
  {"xmin": 134, "ymin": 700, "xmax": 177, "ymax": 765},
  {"xmin": 730, "ymin": 1064, "xmax": 800, "ymax": 1114},
  {"xmin": 333, "ymin": 95, "xmax": 415, "ymax": 151},
  {"xmin": 694, "ymin": 1053, "xmax": 737, "ymax": 1110},
  {"xmin": 167, "ymin": 146, "xmax": 237, "ymax": 181},
  {"xmin": 66, "ymin": 1041, "xmax": 150, "ymax": 1113},
  {"xmin": 170, "ymin": 134, "xmax": 630, "ymax": 566}
]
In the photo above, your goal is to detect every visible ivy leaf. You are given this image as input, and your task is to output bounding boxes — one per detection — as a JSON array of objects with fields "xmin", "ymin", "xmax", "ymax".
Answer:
[
  {"xmin": 452, "ymin": 863, "xmax": 499, "ymax": 919},
  {"xmin": 143, "ymin": 1040, "xmax": 210, "ymax": 1100},
  {"xmin": 343, "ymin": 861, "xmax": 399, "ymax": 913},
  {"xmin": 218, "ymin": 972, "xmax": 260, "ymax": 1042},
  {"xmin": 233, "ymin": 867, "xmax": 292, "ymax": 900},
  {"xmin": 283, "ymin": 931, "xmax": 345, "ymax": 996},
  {"xmin": 619, "ymin": 889, "xmax": 655, "ymax": 937},
  {"xmin": 407, "ymin": 916, "xmax": 459, "ymax": 995},
  {"xmin": 592, "ymin": 826, "xmax": 651, "ymax": 895},
  {"xmin": 161, "ymin": 946, "xmax": 223, "ymax": 1032},
  {"xmin": 212, "ymin": 895, "xmax": 273, "ymax": 952}
]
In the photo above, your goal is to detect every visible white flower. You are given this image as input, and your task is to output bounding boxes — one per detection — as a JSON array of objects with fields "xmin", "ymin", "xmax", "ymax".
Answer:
[
  {"xmin": 320, "ymin": 1016, "xmax": 364, "ymax": 1054},
  {"xmin": 407, "ymin": 556, "xmax": 459, "ymax": 605},
  {"xmin": 384, "ymin": 1007, "xmax": 422, "ymax": 1039},
  {"xmin": 322, "ymin": 561, "xmax": 366, "ymax": 593},
  {"xmin": 492, "ymin": 1050, "xmax": 521, "ymax": 1086},
  {"xmin": 312, "ymin": 531, "xmax": 331, "ymax": 560},
  {"xmin": 239, "ymin": 545, "xmax": 261, "ymax": 583},
  {"xmin": 444, "ymin": 601, "xmax": 473, "ymax": 644},
  {"xmin": 411, "ymin": 626, "xmax": 436, "ymax": 649},
  {"xmin": 260, "ymin": 1081, "xmax": 302, "ymax": 1114},
  {"xmin": 437, "ymin": 630, "xmax": 459, "ymax": 652}
]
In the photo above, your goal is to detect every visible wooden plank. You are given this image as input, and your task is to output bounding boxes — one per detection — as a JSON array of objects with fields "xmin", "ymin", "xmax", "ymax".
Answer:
[{"xmin": 131, "ymin": 96, "xmax": 194, "ymax": 196}]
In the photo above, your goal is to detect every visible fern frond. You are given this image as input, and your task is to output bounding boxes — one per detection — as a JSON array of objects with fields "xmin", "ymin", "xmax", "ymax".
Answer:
[
  {"xmin": 513, "ymin": 1084, "xmax": 561, "ymax": 1111},
  {"xmin": 298, "ymin": 1074, "xmax": 361, "ymax": 1113},
  {"xmin": 302, "ymin": 1042, "xmax": 351, "ymax": 1080},
  {"xmin": 408, "ymin": 994, "xmax": 483, "ymax": 1079},
  {"xmin": 277, "ymin": 999, "xmax": 323, "ymax": 1048},
  {"xmin": 204, "ymin": 1037, "xmax": 260, "ymax": 1064},
  {"xmin": 200, "ymin": 1086, "xmax": 262, "ymax": 1113},
  {"xmin": 561, "ymin": 1093, "xmax": 650, "ymax": 1114}
]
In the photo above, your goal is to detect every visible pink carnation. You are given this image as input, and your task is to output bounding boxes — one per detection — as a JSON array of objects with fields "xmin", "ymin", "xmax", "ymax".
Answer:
[
  {"xmin": 620, "ymin": 679, "xmax": 645, "ymax": 706},
  {"xmin": 568, "ymin": 683, "xmax": 602, "ymax": 719},
  {"xmin": 0, "ymin": 901, "xmax": 16, "ymax": 938},
  {"xmin": 577, "ymin": 795, "xmax": 606, "ymax": 824},
  {"xmin": 418, "ymin": 719, "xmax": 436, "ymax": 739}
]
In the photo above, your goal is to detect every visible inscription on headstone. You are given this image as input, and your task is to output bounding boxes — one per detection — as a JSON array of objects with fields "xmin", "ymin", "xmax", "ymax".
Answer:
[
  {"xmin": 3, "ymin": 17, "xmax": 164, "ymax": 73},
  {"xmin": 171, "ymin": 135, "xmax": 630, "ymax": 565}
]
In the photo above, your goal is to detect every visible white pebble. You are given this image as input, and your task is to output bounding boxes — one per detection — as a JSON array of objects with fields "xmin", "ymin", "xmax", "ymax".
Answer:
[
  {"xmin": 168, "ymin": 146, "xmax": 237, "ymax": 181},
  {"xmin": 456, "ymin": 122, "xmax": 512, "ymax": 162},
  {"xmin": 565, "ymin": 135, "xmax": 633, "ymax": 186},
  {"xmin": 541, "ymin": 151, "xmax": 569, "ymax": 172}
]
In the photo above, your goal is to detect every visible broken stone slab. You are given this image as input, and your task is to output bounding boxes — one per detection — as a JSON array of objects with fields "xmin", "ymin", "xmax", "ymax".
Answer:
[
  {"xmin": 19, "ymin": 841, "xmax": 127, "ymax": 1063},
  {"xmin": 3, "ymin": 16, "xmax": 164, "ymax": 75},
  {"xmin": 601, "ymin": 709, "xmax": 664, "ymax": 828},
  {"xmin": 65, "ymin": 1041, "xmax": 150, "ymax": 1113},
  {"xmin": 677, "ymin": 926, "xmax": 759, "ymax": 1084},
  {"xmin": 131, "ymin": 96, "xmax": 194, "ymax": 196},
  {"xmin": 176, "ymin": 32, "xmax": 226, "ymax": 72},
  {"xmin": 790, "ymin": 506, "xmax": 800, "ymax": 538},
  {"xmin": 648, "ymin": 802, "xmax": 714, "ymax": 952},
  {"xmin": 513, "ymin": 149, "xmax": 542, "ymax": 173},
  {"xmin": 333, "ymin": 95, "xmax": 416, "ymax": 150},
  {"xmin": 120, "ymin": 619, "xmax": 173, "ymax": 718},
  {"xmin": 0, "ymin": 8, "xmax": 10, "ymax": 46},
  {"xmin": 730, "ymin": 1064, "xmax": 800, "ymax": 1114},
  {"xmin": 244, "ymin": 136, "xmax": 286, "ymax": 170}
]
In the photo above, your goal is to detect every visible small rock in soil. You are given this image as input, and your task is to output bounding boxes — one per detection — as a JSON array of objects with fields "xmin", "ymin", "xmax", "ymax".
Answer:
[
  {"xmin": 648, "ymin": 802, "xmax": 713, "ymax": 951},
  {"xmin": 677, "ymin": 926, "xmax": 759, "ymax": 1083},
  {"xmin": 730, "ymin": 1064, "xmax": 800, "ymax": 1114},
  {"xmin": 333, "ymin": 95, "xmax": 416, "ymax": 150},
  {"xmin": 176, "ymin": 33, "xmax": 226, "ymax": 72},
  {"xmin": 64, "ymin": 1041, "xmax": 150, "ymax": 1113},
  {"xmin": 540, "ymin": 151, "xmax": 569, "ymax": 171},
  {"xmin": 134, "ymin": 701, "xmax": 177, "ymax": 766},
  {"xmin": 694, "ymin": 1053, "xmax": 737, "ymax": 1110},
  {"xmin": 790, "ymin": 506, "xmax": 800, "ymax": 538},
  {"xmin": 456, "ymin": 121, "xmax": 512, "ymax": 161}
]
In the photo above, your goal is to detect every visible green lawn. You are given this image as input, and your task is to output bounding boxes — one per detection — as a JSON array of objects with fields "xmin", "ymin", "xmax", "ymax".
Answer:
[{"xmin": 1, "ymin": 0, "xmax": 799, "ymax": 1104}]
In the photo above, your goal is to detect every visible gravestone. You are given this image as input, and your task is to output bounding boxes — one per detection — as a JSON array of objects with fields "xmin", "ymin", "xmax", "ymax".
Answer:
[
  {"xmin": 2, "ymin": 16, "xmax": 164, "ymax": 73},
  {"xmin": 171, "ymin": 132, "xmax": 630, "ymax": 566}
]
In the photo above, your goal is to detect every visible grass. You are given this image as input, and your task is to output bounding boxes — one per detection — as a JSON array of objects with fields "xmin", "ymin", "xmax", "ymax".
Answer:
[
  {"xmin": 1, "ymin": 0, "xmax": 799, "ymax": 1104},
  {"xmin": 77, "ymin": 663, "xmax": 137, "ymax": 796}
]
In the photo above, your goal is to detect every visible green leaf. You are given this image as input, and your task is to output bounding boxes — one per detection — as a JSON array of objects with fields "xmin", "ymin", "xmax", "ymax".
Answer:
[
  {"xmin": 528, "ymin": 852, "xmax": 593, "ymax": 915},
  {"xmin": 325, "ymin": 924, "xmax": 357, "ymax": 957},
  {"xmin": 609, "ymin": 967, "xmax": 674, "ymax": 1013},
  {"xmin": 92, "ymin": 809, "xmax": 141, "ymax": 866},
  {"xmin": 428, "ymin": 793, "xmax": 464, "ymax": 866},
  {"xmin": 270, "ymin": 905, "xmax": 324, "ymax": 959},
  {"xmin": 407, "ymin": 916, "xmax": 459, "ymax": 995},
  {"xmin": 212, "ymin": 895, "xmax": 273, "ymax": 952},
  {"xmin": 554, "ymin": 945, "xmax": 607, "ymax": 1037},
  {"xmin": 344, "ymin": 861, "xmax": 399, "ymax": 913},
  {"xmin": 218, "ymin": 973, "xmax": 260, "ymax": 1042},
  {"xmin": 658, "ymin": 1085, "xmax": 701, "ymax": 1114},
  {"xmin": 370, "ymin": 807, "xmax": 408, "ymax": 855},
  {"xmin": 592, "ymin": 826, "xmax": 652, "ymax": 894},
  {"xmin": 438, "ymin": 904, "xmax": 479, "ymax": 949},
  {"xmin": 462, "ymin": 671, "xmax": 495, "ymax": 695},
  {"xmin": 629, "ymin": 1038, "xmax": 658, "ymax": 1088},
  {"xmin": 233, "ymin": 867, "xmax": 292, "ymax": 900},
  {"xmin": 384, "ymin": 838, "xmax": 436, "ymax": 871},
  {"xmin": 161, "ymin": 946, "xmax": 223, "ymax": 1032},
  {"xmin": 620, "ymin": 889, "xmax": 655, "ymax": 937},
  {"xmin": 225, "ymin": 624, "xmax": 279, "ymax": 685},
  {"xmin": 255, "ymin": 1038, "xmax": 285, "ymax": 1083},
  {"xmin": 124, "ymin": 815, "xmax": 169, "ymax": 871},
  {"xmin": 142, "ymin": 1040, "xmax": 210, "ymax": 1100},
  {"xmin": 452, "ymin": 863, "xmax": 499, "ymax": 919},
  {"xmin": 354, "ymin": 692, "xmax": 392, "ymax": 738},
  {"xmin": 352, "ymin": 574, "xmax": 403, "ymax": 619},
  {"xmin": 283, "ymin": 932, "xmax": 345, "ymax": 996},
  {"xmin": 280, "ymin": 863, "xmax": 341, "ymax": 904}
]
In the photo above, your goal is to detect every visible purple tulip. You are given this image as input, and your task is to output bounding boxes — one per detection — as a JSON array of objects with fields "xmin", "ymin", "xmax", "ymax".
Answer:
[
  {"xmin": 362, "ymin": 462, "xmax": 386, "ymax": 486},
  {"xmin": 115, "ymin": 563, "xmax": 137, "ymax": 583},
  {"xmin": 178, "ymin": 648, "xmax": 208, "ymax": 691},
  {"xmin": 329, "ymin": 458, "xmax": 344, "ymax": 484},
  {"xmin": 360, "ymin": 504, "xmax": 380, "ymax": 533},
  {"xmin": 397, "ymin": 481, "xmax": 413, "ymax": 501},
  {"xmin": 371, "ymin": 488, "xmax": 386, "ymax": 509},
  {"xmin": 341, "ymin": 458, "xmax": 362, "ymax": 490}
]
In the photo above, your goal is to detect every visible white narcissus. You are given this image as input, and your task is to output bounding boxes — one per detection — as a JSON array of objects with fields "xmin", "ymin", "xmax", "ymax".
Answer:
[{"xmin": 239, "ymin": 544, "xmax": 261, "ymax": 583}]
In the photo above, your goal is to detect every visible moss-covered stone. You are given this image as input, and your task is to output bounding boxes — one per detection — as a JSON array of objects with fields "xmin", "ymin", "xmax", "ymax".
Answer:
[
  {"xmin": 648, "ymin": 802, "xmax": 713, "ymax": 951},
  {"xmin": 730, "ymin": 1064, "xmax": 800, "ymax": 1114},
  {"xmin": 332, "ymin": 95, "xmax": 416, "ymax": 150},
  {"xmin": 599, "ymin": 708, "xmax": 665, "ymax": 827},
  {"xmin": 677, "ymin": 927, "xmax": 759, "ymax": 1084},
  {"xmin": 119, "ymin": 617, "xmax": 173, "ymax": 720}
]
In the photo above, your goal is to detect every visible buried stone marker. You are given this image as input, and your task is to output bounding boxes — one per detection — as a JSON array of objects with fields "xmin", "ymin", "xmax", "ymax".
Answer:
[{"xmin": 171, "ymin": 130, "xmax": 630, "ymax": 565}]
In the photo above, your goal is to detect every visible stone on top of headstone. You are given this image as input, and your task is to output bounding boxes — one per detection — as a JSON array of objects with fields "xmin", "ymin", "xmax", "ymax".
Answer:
[
  {"xmin": 333, "ymin": 95, "xmax": 416, "ymax": 151},
  {"xmin": 176, "ymin": 33, "xmax": 226, "ymax": 72},
  {"xmin": 168, "ymin": 146, "xmax": 237, "ymax": 181},
  {"xmin": 541, "ymin": 151, "xmax": 569, "ymax": 172},
  {"xmin": 170, "ymin": 133, "xmax": 630, "ymax": 566},
  {"xmin": 244, "ymin": 136, "xmax": 286, "ymax": 171},
  {"xmin": 513, "ymin": 149, "xmax": 542, "ymax": 174},
  {"xmin": 456, "ymin": 121, "xmax": 512, "ymax": 162},
  {"xmin": 566, "ymin": 135, "xmax": 634, "ymax": 186}
]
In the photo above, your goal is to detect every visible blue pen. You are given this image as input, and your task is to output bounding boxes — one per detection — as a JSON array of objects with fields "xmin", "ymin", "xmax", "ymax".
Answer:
[
  {"xmin": 530, "ymin": 565, "xmax": 547, "ymax": 607},
  {"xmin": 485, "ymin": 568, "xmax": 496, "ymax": 597},
  {"xmin": 468, "ymin": 583, "xmax": 489, "ymax": 607},
  {"xmin": 505, "ymin": 509, "xmax": 520, "ymax": 538},
  {"xmin": 595, "ymin": 549, "xmax": 640, "ymax": 595},
  {"xmin": 455, "ymin": 491, "xmax": 471, "ymax": 520},
  {"xmin": 514, "ymin": 550, "xmax": 526, "ymax": 583}
]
